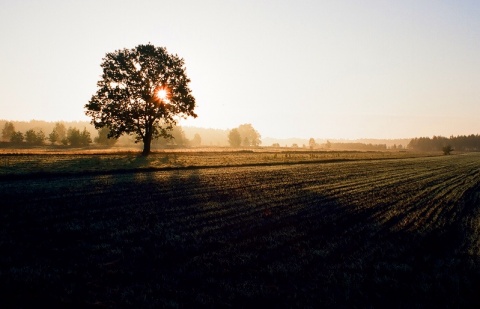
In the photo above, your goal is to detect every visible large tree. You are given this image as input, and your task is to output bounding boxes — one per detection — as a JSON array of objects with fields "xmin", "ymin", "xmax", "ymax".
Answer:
[
  {"xmin": 236, "ymin": 124, "xmax": 261, "ymax": 147},
  {"xmin": 85, "ymin": 44, "xmax": 196, "ymax": 155}
]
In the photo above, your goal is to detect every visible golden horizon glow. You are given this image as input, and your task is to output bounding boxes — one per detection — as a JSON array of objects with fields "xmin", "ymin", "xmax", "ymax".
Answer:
[{"xmin": 1, "ymin": 1, "xmax": 479, "ymax": 139}]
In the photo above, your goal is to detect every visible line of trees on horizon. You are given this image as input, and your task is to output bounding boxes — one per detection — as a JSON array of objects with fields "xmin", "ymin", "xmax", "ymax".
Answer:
[
  {"xmin": 3, "ymin": 120, "xmax": 480, "ymax": 152},
  {"xmin": 408, "ymin": 135, "xmax": 480, "ymax": 152},
  {"xmin": 1, "ymin": 120, "xmax": 262, "ymax": 149},
  {"xmin": 1, "ymin": 121, "xmax": 92, "ymax": 147},
  {"xmin": 0, "ymin": 120, "xmax": 203, "ymax": 149}
]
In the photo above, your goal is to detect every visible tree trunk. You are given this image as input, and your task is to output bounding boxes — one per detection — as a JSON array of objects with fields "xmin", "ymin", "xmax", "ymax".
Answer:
[{"xmin": 142, "ymin": 132, "xmax": 152, "ymax": 156}]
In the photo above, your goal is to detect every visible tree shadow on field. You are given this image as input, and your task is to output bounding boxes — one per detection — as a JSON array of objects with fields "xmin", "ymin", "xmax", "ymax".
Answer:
[
  {"xmin": 0, "ymin": 153, "xmax": 173, "ymax": 180},
  {"xmin": 0, "ymin": 167, "xmax": 479, "ymax": 308}
]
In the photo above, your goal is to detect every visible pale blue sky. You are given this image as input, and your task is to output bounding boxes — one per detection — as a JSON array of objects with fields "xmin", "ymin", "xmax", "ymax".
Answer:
[{"xmin": 0, "ymin": 0, "xmax": 479, "ymax": 139}]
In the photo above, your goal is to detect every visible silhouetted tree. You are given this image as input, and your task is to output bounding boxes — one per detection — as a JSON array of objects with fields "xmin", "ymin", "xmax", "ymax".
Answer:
[
  {"xmin": 25, "ymin": 130, "xmax": 35, "ymax": 144},
  {"xmin": 25, "ymin": 129, "xmax": 45, "ymax": 145},
  {"xmin": 48, "ymin": 131, "xmax": 58, "ymax": 145},
  {"xmin": 36, "ymin": 130, "xmax": 46, "ymax": 145},
  {"xmin": 152, "ymin": 125, "xmax": 188, "ymax": 147},
  {"xmin": 237, "ymin": 124, "xmax": 261, "ymax": 146},
  {"xmin": 85, "ymin": 43, "xmax": 197, "ymax": 156},
  {"xmin": 48, "ymin": 122, "xmax": 66, "ymax": 145},
  {"xmin": 2, "ymin": 122, "xmax": 15, "ymax": 142},
  {"xmin": 228, "ymin": 128, "xmax": 242, "ymax": 147},
  {"xmin": 66, "ymin": 127, "xmax": 91, "ymax": 147},
  {"xmin": 94, "ymin": 127, "xmax": 117, "ymax": 146},
  {"xmin": 191, "ymin": 133, "xmax": 201, "ymax": 147},
  {"xmin": 10, "ymin": 131, "xmax": 24, "ymax": 144},
  {"xmin": 171, "ymin": 126, "xmax": 188, "ymax": 146},
  {"xmin": 309, "ymin": 138, "xmax": 316, "ymax": 150}
]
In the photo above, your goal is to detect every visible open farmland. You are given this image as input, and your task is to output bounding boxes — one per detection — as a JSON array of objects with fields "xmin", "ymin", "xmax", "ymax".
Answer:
[
  {"xmin": 1, "ymin": 152, "xmax": 479, "ymax": 307},
  {"xmin": 0, "ymin": 148, "xmax": 432, "ymax": 177}
]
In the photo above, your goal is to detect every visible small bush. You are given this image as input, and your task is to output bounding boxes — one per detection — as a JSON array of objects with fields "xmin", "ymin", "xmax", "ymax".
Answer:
[{"xmin": 442, "ymin": 145, "xmax": 453, "ymax": 155}]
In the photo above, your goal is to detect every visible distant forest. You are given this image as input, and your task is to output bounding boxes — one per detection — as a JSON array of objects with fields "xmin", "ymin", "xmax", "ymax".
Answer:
[
  {"xmin": 408, "ymin": 135, "xmax": 480, "ymax": 152},
  {"xmin": 1, "ymin": 120, "xmax": 479, "ymax": 151},
  {"xmin": 0, "ymin": 120, "xmax": 231, "ymax": 147}
]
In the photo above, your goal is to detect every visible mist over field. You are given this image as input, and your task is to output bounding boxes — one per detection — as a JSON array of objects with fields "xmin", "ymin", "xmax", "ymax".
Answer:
[{"xmin": 0, "ymin": 119, "xmax": 450, "ymax": 150}]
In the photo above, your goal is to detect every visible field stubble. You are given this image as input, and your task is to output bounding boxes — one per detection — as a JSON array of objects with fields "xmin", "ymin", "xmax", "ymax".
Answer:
[
  {"xmin": 0, "ymin": 149, "xmax": 433, "ymax": 178},
  {"xmin": 0, "ymin": 151, "xmax": 479, "ymax": 307}
]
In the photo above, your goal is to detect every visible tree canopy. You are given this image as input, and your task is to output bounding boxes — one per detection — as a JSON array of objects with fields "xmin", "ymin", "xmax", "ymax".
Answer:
[
  {"xmin": 228, "ymin": 128, "xmax": 242, "ymax": 147},
  {"xmin": 85, "ymin": 44, "xmax": 196, "ymax": 155},
  {"xmin": 48, "ymin": 122, "xmax": 67, "ymax": 145},
  {"xmin": 2, "ymin": 122, "xmax": 15, "ymax": 142},
  {"xmin": 236, "ymin": 124, "xmax": 261, "ymax": 147},
  {"xmin": 227, "ymin": 124, "xmax": 261, "ymax": 147},
  {"xmin": 25, "ymin": 129, "xmax": 45, "ymax": 145},
  {"xmin": 66, "ymin": 127, "xmax": 92, "ymax": 147},
  {"xmin": 10, "ymin": 131, "xmax": 24, "ymax": 144}
]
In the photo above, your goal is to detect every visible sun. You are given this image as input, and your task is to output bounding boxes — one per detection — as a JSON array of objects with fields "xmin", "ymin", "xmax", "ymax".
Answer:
[{"xmin": 156, "ymin": 88, "xmax": 168, "ymax": 101}]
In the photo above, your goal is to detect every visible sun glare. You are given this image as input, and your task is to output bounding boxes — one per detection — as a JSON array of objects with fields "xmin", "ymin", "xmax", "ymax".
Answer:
[{"xmin": 156, "ymin": 88, "xmax": 168, "ymax": 101}]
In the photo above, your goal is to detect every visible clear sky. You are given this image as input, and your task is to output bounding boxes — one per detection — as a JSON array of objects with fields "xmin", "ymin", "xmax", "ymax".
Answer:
[{"xmin": 1, "ymin": 0, "xmax": 479, "ymax": 139}]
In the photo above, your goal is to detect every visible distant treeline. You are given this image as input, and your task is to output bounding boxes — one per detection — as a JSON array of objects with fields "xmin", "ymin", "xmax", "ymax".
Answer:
[
  {"xmin": 328, "ymin": 142, "xmax": 387, "ymax": 151},
  {"xmin": 0, "ymin": 120, "xmax": 248, "ymax": 148},
  {"xmin": 3, "ymin": 119, "xmax": 479, "ymax": 151},
  {"xmin": 0, "ymin": 120, "xmax": 230, "ymax": 148},
  {"xmin": 408, "ymin": 135, "xmax": 480, "ymax": 152}
]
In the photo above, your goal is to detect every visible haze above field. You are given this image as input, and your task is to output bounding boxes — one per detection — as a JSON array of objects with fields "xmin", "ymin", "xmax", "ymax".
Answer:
[{"xmin": 1, "ymin": 0, "xmax": 479, "ymax": 140}]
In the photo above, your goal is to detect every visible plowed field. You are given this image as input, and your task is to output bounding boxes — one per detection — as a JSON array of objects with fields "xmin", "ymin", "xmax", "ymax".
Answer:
[{"xmin": 1, "ymin": 153, "xmax": 479, "ymax": 307}]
